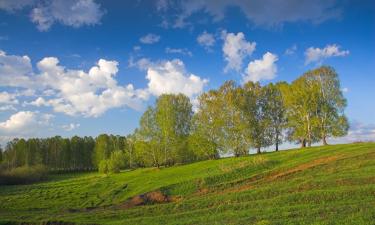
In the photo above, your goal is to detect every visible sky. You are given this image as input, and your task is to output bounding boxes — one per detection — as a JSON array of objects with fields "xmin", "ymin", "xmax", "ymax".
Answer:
[{"xmin": 0, "ymin": 0, "xmax": 374, "ymax": 146}]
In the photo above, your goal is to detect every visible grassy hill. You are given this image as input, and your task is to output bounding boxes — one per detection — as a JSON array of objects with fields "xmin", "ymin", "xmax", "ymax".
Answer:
[{"xmin": 1, "ymin": 143, "xmax": 375, "ymax": 225}]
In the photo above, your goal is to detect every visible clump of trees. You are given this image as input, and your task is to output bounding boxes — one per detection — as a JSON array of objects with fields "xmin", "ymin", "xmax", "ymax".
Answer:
[{"xmin": 0, "ymin": 66, "xmax": 349, "ymax": 175}]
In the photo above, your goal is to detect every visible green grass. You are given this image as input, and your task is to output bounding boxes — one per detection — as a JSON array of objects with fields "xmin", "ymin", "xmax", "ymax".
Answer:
[{"xmin": 1, "ymin": 143, "xmax": 375, "ymax": 224}]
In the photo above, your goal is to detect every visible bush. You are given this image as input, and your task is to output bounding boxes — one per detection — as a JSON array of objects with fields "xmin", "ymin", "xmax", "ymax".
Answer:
[
  {"xmin": 0, "ymin": 165, "xmax": 48, "ymax": 185},
  {"xmin": 98, "ymin": 151, "xmax": 126, "ymax": 174},
  {"xmin": 98, "ymin": 160, "xmax": 109, "ymax": 174}
]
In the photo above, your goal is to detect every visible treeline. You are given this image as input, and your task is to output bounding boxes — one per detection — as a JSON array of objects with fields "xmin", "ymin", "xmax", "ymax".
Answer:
[{"xmin": 0, "ymin": 66, "xmax": 349, "ymax": 174}]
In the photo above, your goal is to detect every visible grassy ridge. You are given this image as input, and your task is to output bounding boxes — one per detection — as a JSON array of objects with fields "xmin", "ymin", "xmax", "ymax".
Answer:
[{"xmin": 1, "ymin": 143, "xmax": 375, "ymax": 224}]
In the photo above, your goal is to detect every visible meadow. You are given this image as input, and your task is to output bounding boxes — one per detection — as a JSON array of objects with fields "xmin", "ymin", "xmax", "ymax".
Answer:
[{"xmin": 1, "ymin": 142, "xmax": 375, "ymax": 224}]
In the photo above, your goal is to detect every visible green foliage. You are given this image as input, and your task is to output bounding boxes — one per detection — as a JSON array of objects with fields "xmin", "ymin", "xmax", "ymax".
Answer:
[
  {"xmin": 135, "ymin": 94, "xmax": 193, "ymax": 167},
  {"xmin": 98, "ymin": 160, "xmax": 109, "ymax": 174},
  {"xmin": 99, "ymin": 150, "xmax": 127, "ymax": 174},
  {"xmin": 281, "ymin": 66, "xmax": 348, "ymax": 147}
]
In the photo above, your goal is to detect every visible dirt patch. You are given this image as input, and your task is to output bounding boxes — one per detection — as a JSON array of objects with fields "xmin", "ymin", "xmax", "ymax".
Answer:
[
  {"xmin": 120, "ymin": 191, "xmax": 172, "ymax": 209},
  {"xmin": 195, "ymin": 155, "xmax": 343, "ymax": 196},
  {"xmin": 267, "ymin": 155, "xmax": 340, "ymax": 181}
]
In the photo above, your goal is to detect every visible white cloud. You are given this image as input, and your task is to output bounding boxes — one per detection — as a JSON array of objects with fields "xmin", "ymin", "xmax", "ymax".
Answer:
[
  {"xmin": 0, "ymin": 111, "xmax": 53, "ymax": 136},
  {"xmin": 197, "ymin": 31, "xmax": 215, "ymax": 51},
  {"xmin": 33, "ymin": 57, "xmax": 146, "ymax": 117},
  {"xmin": 0, "ymin": 50, "xmax": 148, "ymax": 117},
  {"xmin": 165, "ymin": 47, "xmax": 192, "ymax": 57},
  {"xmin": 0, "ymin": 92, "xmax": 19, "ymax": 105},
  {"xmin": 158, "ymin": 0, "xmax": 342, "ymax": 29},
  {"xmin": 222, "ymin": 31, "xmax": 256, "ymax": 73},
  {"xmin": 0, "ymin": 50, "xmax": 34, "ymax": 88},
  {"xmin": 305, "ymin": 44, "xmax": 349, "ymax": 65},
  {"xmin": 285, "ymin": 44, "xmax": 297, "ymax": 55},
  {"xmin": 30, "ymin": 0, "xmax": 105, "ymax": 31},
  {"xmin": 25, "ymin": 96, "xmax": 48, "ymax": 107},
  {"xmin": 243, "ymin": 52, "xmax": 278, "ymax": 83},
  {"xmin": 140, "ymin": 33, "xmax": 161, "ymax": 44},
  {"xmin": 61, "ymin": 123, "xmax": 80, "ymax": 131},
  {"xmin": 146, "ymin": 59, "xmax": 208, "ymax": 98}
]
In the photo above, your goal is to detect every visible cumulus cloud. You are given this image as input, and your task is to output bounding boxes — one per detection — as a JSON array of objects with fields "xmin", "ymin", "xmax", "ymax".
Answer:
[
  {"xmin": 140, "ymin": 33, "xmax": 161, "ymax": 44},
  {"xmin": 222, "ymin": 31, "xmax": 256, "ymax": 73},
  {"xmin": 61, "ymin": 123, "xmax": 80, "ymax": 131},
  {"xmin": 0, "ymin": 50, "xmax": 148, "ymax": 117},
  {"xmin": 157, "ymin": 0, "xmax": 342, "ymax": 29},
  {"xmin": 146, "ymin": 59, "xmax": 208, "ymax": 98},
  {"xmin": 243, "ymin": 52, "xmax": 278, "ymax": 83},
  {"xmin": 33, "ymin": 57, "xmax": 147, "ymax": 117},
  {"xmin": 0, "ymin": 50, "xmax": 34, "ymax": 88},
  {"xmin": 305, "ymin": 44, "xmax": 349, "ymax": 65},
  {"xmin": 197, "ymin": 31, "xmax": 215, "ymax": 51},
  {"xmin": 0, "ymin": 92, "xmax": 19, "ymax": 105},
  {"xmin": 0, "ymin": 111, "xmax": 53, "ymax": 136},
  {"xmin": 165, "ymin": 47, "xmax": 192, "ymax": 56},
  {"xmin": 25, "ymin": 96, "xmax": 48, "ymax": 107}
]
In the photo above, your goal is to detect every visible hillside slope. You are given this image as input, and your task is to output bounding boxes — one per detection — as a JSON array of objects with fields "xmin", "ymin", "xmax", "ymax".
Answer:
[{"xmin": 1, "ymin": 143, "xmax": 375, "ymax": 224}]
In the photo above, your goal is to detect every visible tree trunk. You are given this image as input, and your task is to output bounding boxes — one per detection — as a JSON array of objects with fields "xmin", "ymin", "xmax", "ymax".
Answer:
[
  {"xmin": 301, "ymin": 139, "xmax": 306, "ymax": 148},
  {"xmin": 323, "ymin": 136, "xmax": 328, "ymax": 145},
  {"xmin": 275, "ymin": 132, "xmax": 279, "ymax": 151},
  {"xmin": 257, "ymin": 147, "xmax": 261, "ymax": 154}
]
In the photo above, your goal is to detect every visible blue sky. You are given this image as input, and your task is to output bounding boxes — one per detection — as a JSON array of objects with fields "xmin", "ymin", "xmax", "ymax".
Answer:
[{"xmin": 0, "ymin": 0, "xmax": 374, "ymax": 145}]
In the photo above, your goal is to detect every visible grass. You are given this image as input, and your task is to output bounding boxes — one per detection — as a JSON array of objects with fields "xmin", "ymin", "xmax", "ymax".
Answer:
[{"xmin": 0, "ymin": 143, "xmax": 375, "ymax": 224}]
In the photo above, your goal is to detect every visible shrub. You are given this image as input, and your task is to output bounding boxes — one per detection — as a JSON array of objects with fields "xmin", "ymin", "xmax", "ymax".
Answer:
[
  {"xmin": 98, "ymin": 160, "xmax": 109, "ymax": 174},
  {"xmin": 0, "ymin": 165, "xmax": 48, "ymax": 185},
  {"xmin": 98, "ymin": 151, "xmax": 126, "ymax": 174}
]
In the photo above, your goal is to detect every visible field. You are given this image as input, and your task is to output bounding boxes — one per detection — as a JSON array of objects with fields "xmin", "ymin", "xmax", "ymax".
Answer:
[{"xmin": 1, "ymin": 143, "xmax": 375, "ymax": 224}]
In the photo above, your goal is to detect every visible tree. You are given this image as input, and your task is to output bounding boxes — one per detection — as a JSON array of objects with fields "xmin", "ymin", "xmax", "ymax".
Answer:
[
  {"xmin": 135, "ymin": 107, "xmax": 164, "ymax": 167},
  {"xmin": 305, "ymin": 66, "xmax": 349, "ymax": 145},
  {"xmin": 263, "ymin": 82, "xmax": 288, "ymax": 151},
  {"xmin": 240, "ymin": 82, "xmax": 273, "ymax": 153},
  {"xmin": 155, "ymin": 94, "xmax": 193, "ymax": 165},
  {"xmin": 281, "ymin": 74, "xmax": 320, "ymax": 147},
  {"xmin": 188, "ymin": 126, "xmax": 219, "ymax": 160}
]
